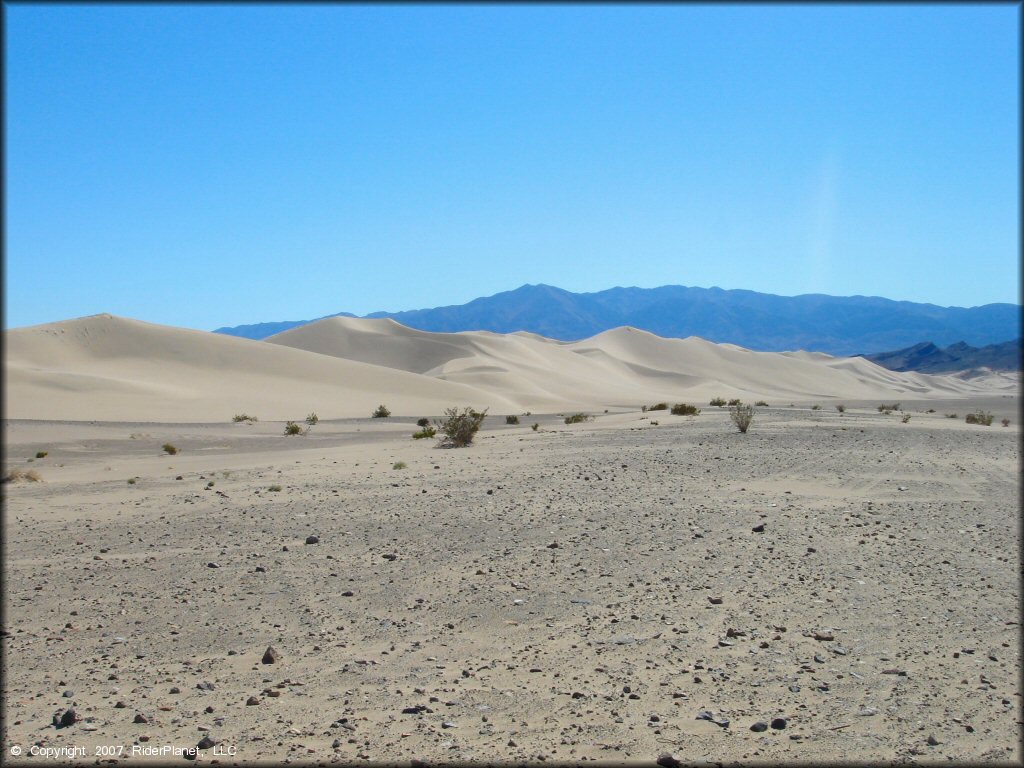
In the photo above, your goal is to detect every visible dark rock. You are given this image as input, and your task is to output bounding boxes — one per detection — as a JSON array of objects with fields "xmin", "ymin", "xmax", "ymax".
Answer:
[
  {"xmin": 814, "ymin": 631, "xmax": 834, "ymax": 641},
  {"xmin": 246, "ymin": 696, "xmax": 260, "ymax": 705},
  {"xmin": 657, "ymin": 753, "xmax": 682, "ymax": 768},
  {"xmin": 207, "ymin": 562, "xmax": 220, "ymax": 568},
  {"xmin": 752, "ymin": 524, "xmax": 765, "ymax": 533},
  {"xmin": 58, "ymin": 708, "xmax": 77, "ymax": 728},
  {"xmin": 342, "ymin": 590, "xmax": 354, "ymax": 597},
  {"xmin": 169, "ymin": 686, "xmax": 181, "ymax": 694},
  {"xmin": 133, "ymin": 712, "xmax": 149, "ymax": 724},
  {"xmin": 114, "ymin": 701, "xmax": 127, "ymax": 708},
  {"xmin": 305, "ymin": 535, "xmax": 320, "ymax": 544},
  {"xmin": 197, "ymin": 681, "xmax": 215, "ymax": 691},
  {"xmin": 927, "ymin": 735, "xmax": 940, "ymax": 746},
  {"xmin": 771, "ymin": 717, "xmax": 787, "ymax": 730},
  {"xmin": 547, "ymin": 541, "xmax": 560, "ymax": 549},
  {"xmin": 708, "ymin": 596, "xmax": 723, "ymax": 605},
  {"xmin": 262, "ymin": 646, "xmax": 281, "ymax": 664},
  {"xmin": 62, "ymin": 690, "xmax": 74, "ymax": 698},
  {"xmin": 750, "ymin": 721, "xmax": 768, "ymax": 732},
  {"xmin": 197, "ymin": 736, "xmax": 218, "ymax": 750}
]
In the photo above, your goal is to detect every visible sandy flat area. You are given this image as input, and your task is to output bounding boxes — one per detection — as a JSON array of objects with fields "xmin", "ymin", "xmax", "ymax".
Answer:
[{"xmin": 2, "ymin": 399, "xmax": 1019, "ymax": 765}]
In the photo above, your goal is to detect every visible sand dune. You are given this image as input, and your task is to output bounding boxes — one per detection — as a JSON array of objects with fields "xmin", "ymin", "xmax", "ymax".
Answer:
[
  {"xmin": 4, "ymin": 314, "xmax": 515, "ymax": 422},
  {"xmin": 4, "ymin": 313, "xmax": 1009, "ymax": 422}
]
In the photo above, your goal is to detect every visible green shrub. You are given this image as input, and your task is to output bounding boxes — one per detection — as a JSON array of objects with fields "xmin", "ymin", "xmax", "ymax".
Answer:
[
  {"xmin": 268, "ymin": 485, "xmax": 282, "ymax": 492},
  {"xmin": 393, "ymin": 461, "xmax": 407, "ymax": 470},
  {"xmin": 564, "ymin": 413, "xmax": 593, "ymax": 424},
  {"xmin": 648, "ymin": 402, "xmax": 668, "ymax": 411},
  {"xmin": 531, "ymin": 423, "xmax": 539, "ymax": 431},
  {"xmin": 305, "ymin": 412, "xmax": 319, "ymax": 425},
  {"xmin": 412, "ymin": 427, "xmax": 436, "ymax": 440},
  {"xmin": 835, "ymin": 404, "xmax": 846, "ymax": 413},
  {"xmin": 649, "ymin": 420, "xmax": 659, "ymax": 425},
  {"xmin": 755, "ymin": 400, "xmax": 769, "ymax": 407},
  {"xmin": 436, "ymin": 406, "xmax": 488, "ymax": 447},
  {"xmin": 728, "ymin": 398, "xmax": 742, "ymax": 407},
  {"xmin": 900, "ymin": 413, "xmax": 911, "ymax": 423},
  {"xmin": 35, "ymin": 451, "xmax": 48, "ymax": 459},
  {"xmin": 877, "ymin": 402, "xmax": 900, "ymax": 413},
  {"xmin": 965, "ymin": 411, "xmax": 993, "ymax": 426},
  {"xmin": 811, "ymin": 404, "xmax": 821, "ymax": 410},
  {"xmin": 710, "ymin": 397, "xmax": 727, "ymax": 407},
  {"xmin": 670, "ymin": 403, "xmax": 700, "ymax": 416},
  {"xmin": 416, "ymin": 417, "xmax": 430, "ymax": 428},
  {"xmin": 284, "ymin": 421, "xmax": 303, "ymax": 436},
  {"xmin": 372, "ymin": 404, "xmax": 391, "ymax": 418},
  {"xmin": 506, "ymin": 415, "xmax": 520, "ymax": 424},
  {"xmin": 127, "ymin": 477, "xmax": 137, "ymax": 485},
  {"xmin": 945, "ymin": 413, "xmax": 958, "ymax": 419},
  {"xmin": 232, "ymin": 413, "xmax": 257, "ymax": 423},
  {"xmin": 926, "ymin": 408, "xmax": 935, "ymax": 413},
  {"xmin": 162, "ymin": 443, "xmax": 178, "ymax": 455},
  {"xmin": 730, "ymin": 403, "xmax": 755, "ymax": 433}
]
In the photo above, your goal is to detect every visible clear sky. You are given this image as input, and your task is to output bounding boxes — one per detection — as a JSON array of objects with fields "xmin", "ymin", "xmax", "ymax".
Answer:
[{"xmin": 5, "ymin": 3, "xmax": 1020, "ymax": 331}]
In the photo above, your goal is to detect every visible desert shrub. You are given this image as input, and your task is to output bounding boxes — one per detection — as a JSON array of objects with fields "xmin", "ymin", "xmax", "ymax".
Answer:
[
  {"xmin": 412, "ymin": 427, "xmax": 436, "ymax": 439},
  {"xmin": 729, "ymin": 403, "xmax": 755, "ymax": 433},
  {"xmin": 877, "ymin": 402, "xmax": 900, "ymax": 413},
  {"xmin": 648, "ymin": 402, "xmax": 668, "ymax": 411},
  {"xmin": 650, "ymin": 420, "xmax": 659, "ymax": 425},
  {"xmin": 835, "ymin": 404, "xmax": 846, "ymax": 413},
  {"xmin": 3, "ymin": 468, "xmax": 43, "ymax": 483},
  {"xmin": 710, "ymin": 397, "xmax": 727, "ymax": 407},
  {"xmin": 670, "ymin": 403, "xmax": 700, "ymax": 416},
  {"xmin": 1001, "ymin": 418, "xmax": 1010, "ymax": 427},
  {"xmin": 564, "ymin": 413, "xmax": 593, "ymax": 424},
  {"xmin": 900, "ymin": 413, "xmax": 911, "ymax": 423},
  {"xmin": 811, "ymin": 404, "xmax": 821, "ymax": 410},
  {"xmin": 127, "ymin": 477, "xmax": 137, "ymax": 485},
  {"xmin": 965, "ymin": 410, "xmax": 993, "ymax": 426},
  {"xmin": 416, "ymin": 417, "xmax": 430, "ymax": 428},
  {"xmin": 531, "ymin": 423, "xmax": 539, "ymax": 431},
  {"xmin": 926, "ymin": 408, "xmax": 935, "ymax": 413},
  {"xmin": 284, "ymin": 421, "xmax": 302, "ymax": 435},
  {"xmin": 435, "ymin": 406, "xmax": 488, "ymax": 447},
  {"xmin": 945, "ymin": 413, "xmax": 958, "ymax": 419},
  {"xmin": 35, "ymin": 451, "xmax": 48, "ymax": 459},
  {"xmin": 506, "ymin": 415, "xmax": 520, "ymax": 424},
  {"xmin": 372, "ymin": 404, "xmax": 391, "ymax": 418},
  {"xmin": 393, "ymin": 461, "xmax": 407, "ymax": 470},
  {"xmin": 206, "ymin": 480, "xmax": 215, "ymax": 488},
  {"xmin": 162, "ymin": 443, "xmax": 178, "ymax": 455},
  {"xmin": 641, "ymin": 405, "xmax": 647, "ymax": 412},
  {"xmin": 305, "ymin": 412, "xmax": 319, "ymax": 425},
  {"xmin": 232, "ymin": 413, "xmax": 257, "ymax": 423},
  {"xmin": 755, "ymin": 400, "xmax": 769, "ymax": 407},
  {"xmin": 728, "ymin": 398, "xmax": 742, "ymax": 407},
  {"xmin": 268, "ymin": 485, "xmax": 282, "ymax": 492}
]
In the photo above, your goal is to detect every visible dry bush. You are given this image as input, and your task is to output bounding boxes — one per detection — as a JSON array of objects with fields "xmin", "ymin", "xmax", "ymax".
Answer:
[
  {"xmin": 710, "ymin": 397, "xmax": 726, "ymax": 407},
  {"xmin": 900, "ymin": 413, "xmax": 911, "ymax": 423},
  {"xmin": 506, "ymin": 415, "xmax": 520, "ymax": 424},
  {"xmin": 3, "ymin": 468, "xmax": 43, "ymax": 483},
  {"xmin": 162, "ymin": 443, "xmax": 178, "ymax": 455},
  {"xmin": 835, "ymin": 404, "xmax": 846, "ymax": 413},
  {"xmin": 755, "ymin": 400, "xmax": 769, "ymax": 407},
  {"xmin": 435, "ymin": 406, "xmax": 488, "ymax": 447},
  {"xmin": 564, "ymin": 413, "xmax": 593, "ymax": 424},
  {"xmin": 729, "ymin": 403, "xmax": 755, "ymax": 433},
  {"xmin": 670, "ymin": 403, "xmax": 700, "ymax": 415},
  {"xmin": 965, "ymin": 411, "xmax": 993, "ymax": 426},
  {"xmin": 372, "ymin": 404, "xmax": 391, "ymax": 418},
  {"xmin": 648, "ymin": 402, "xmax": 668, "ymax": 411},
  {"xmin": 284, "ymin": 421, "xmax": 303, "ymax": 435},
  {"xmin": 305, "ymin": 412, "xmax": 319, "ymax": 425},
  {"xmin": 232, "ymin": 413, "xmax": 258, "ymax": 423},
  {"xmin": 1001, "ymin": 418, "xmax": 1010, "ymax": 427},
  {"xmin": 412, "ymin": 427, "xmax": 436, "ymax": 440}
]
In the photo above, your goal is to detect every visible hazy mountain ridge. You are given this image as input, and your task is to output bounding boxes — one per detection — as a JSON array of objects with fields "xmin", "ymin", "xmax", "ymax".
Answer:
[
  {"xmin": 862, "ymin": 338, "xmax": 1021, "ymax": 373},
  {"xmin": 213, "ymin": 283, "xmax": 1021, "ymax": 358}
]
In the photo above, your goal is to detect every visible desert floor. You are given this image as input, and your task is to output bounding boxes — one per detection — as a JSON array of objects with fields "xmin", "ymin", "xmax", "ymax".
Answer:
[{"xmin": 2, "ymin": 397, "xmax": 1020, "ymax": 765}]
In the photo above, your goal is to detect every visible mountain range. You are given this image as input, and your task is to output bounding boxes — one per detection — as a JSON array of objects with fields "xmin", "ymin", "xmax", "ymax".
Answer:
[
  {"xmin": 861, "ymin": 339, "xmax": 1021, "ymax": 374},
  {"xmin": 214, "ymin": 283, "xmax": 1020, "ymax": 359}
]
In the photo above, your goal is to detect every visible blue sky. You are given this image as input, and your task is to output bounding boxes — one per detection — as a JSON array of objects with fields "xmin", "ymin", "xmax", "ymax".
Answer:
[{"xmin": 5, "ymin": 4, "xmax": 1019, "ymax": 330}]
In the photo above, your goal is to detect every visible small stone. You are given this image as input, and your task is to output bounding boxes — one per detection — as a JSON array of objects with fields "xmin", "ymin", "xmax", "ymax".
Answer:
[
  {"xmin": 342, "ymin": 590, "xmax": 354, "ymax": 597},
  {"xmin": 169, "ymin": 686, "xmax": 181, "ymax": 694},
  {"xmin": 207, "ymin": 562, "xmax": 220, "ymax": 568},
  {"xmin": 133, "ymin": 712, "xmax": 149, "ymax": 724},
  {"xmin": 262, "ymin": 646, "xmax": 281, "ymax": 664},
  {"xmin": 657, "ymin": 753, "xmax": 682, "ymax": 768},
  {"xmin": 750, "ymin": 721, "xmax": 768, "ymax": 732},
  {"xmin": 197, "ymin": 681, "xmax": 215, "ymax": 691},
  {"xmin": 62, "ymin": 690, "xmax": 74, "ymax": 698},
  {"xmin": 197, "ymin": 736, "xmax": 217, "ymax": 750},
  {"xmin": 708, "ymin": 596, "xmax": 723, "ymax": 605},
  {"xmin": 771, "ymin": 717, "xmax": 787, "ymax": 730},
  {"xmin": 305, "ymin": 535, "xmax": 320, "ymax": 545},
  {"xmin": 246, "ymin": 696, "xmax": 260, "ymax": 706},
  {"xmin": 789, "ymin": 685, "xmax": 801, "ymax": 693},
  {"xmin": 547, "ymin": 541, "xmax": 560, "ymax": 549},
  {"xmin": 927, "ymin": 735, "xmax": 940, "ymax": 746},
  {"xmin": 814, "ymin": 631, "xmax": 834, "ymax": 641},
  {"xmin": 752, "ymin": 524, "xmax": 765, "ymax": 533},
  {"xmin": 382, "ymin": 553, "xmax": 398, "ymax": 561},
  {"xmin": 114, "ymin": 701, "xmax": 127, "ymax": 708},
  {"xmin": 58, "ymin": 708, "xmax": 77, "ymax": 728}
]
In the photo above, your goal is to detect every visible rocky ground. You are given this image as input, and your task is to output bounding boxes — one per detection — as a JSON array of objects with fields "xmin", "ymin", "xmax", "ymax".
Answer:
[{"xmin": 2, "ymin": 401, "xmax": 1020, "ymax": 765}]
